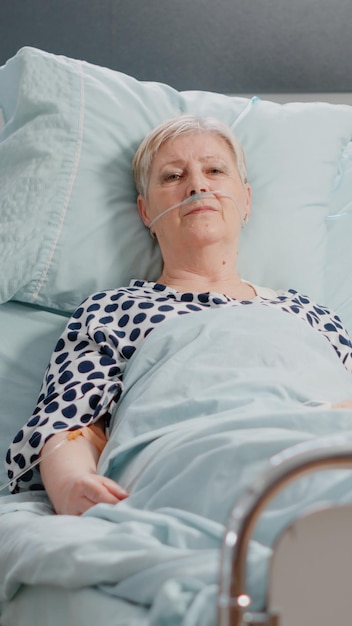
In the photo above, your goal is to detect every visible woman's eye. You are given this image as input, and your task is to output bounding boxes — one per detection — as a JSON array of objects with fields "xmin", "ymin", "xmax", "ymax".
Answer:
[
  {"xmin": 208, "ymin": 166, "xmax": 225, "ymax": 175},
  {"xmin": 163, "ymin": 172, "xmax": 182, "ymax": 182}
]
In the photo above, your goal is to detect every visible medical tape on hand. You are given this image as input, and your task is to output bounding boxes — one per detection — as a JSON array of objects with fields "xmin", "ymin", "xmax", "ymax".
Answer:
[{"xmin": 67, "ymin": 424, "xmax": 107, "ymax": 454}]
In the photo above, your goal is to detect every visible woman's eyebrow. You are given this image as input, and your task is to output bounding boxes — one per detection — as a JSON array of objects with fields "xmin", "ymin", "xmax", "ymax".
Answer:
[{"xmin": 160, "ymin": 154, "xmax": 227, "ymax": 167}]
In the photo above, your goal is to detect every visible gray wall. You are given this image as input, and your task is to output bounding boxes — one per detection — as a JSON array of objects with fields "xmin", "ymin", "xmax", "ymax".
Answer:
[{"xmin": 1, "ymin": 0, "xmax": 352, "ymax": 93}]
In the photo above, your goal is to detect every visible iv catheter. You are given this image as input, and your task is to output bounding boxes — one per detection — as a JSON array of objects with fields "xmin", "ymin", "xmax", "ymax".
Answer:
[{"xmin": 147, "ymin": 190, "xmax": 247, "ymax": 232}]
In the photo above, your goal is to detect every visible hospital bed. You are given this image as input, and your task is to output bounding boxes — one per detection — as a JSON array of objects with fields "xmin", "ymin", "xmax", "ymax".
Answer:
[{"xmin": 1, "ymin": 2, "xmax": 352, "ymax": 625}]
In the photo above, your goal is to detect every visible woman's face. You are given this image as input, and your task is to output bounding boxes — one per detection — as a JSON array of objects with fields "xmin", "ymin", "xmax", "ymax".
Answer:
[{"xmin": 138, "ymin": 131, "xmax": 251, "ymax": 251}]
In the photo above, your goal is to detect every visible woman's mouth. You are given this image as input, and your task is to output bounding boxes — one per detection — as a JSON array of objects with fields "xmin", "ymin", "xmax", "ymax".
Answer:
[{"xmin": 185, "ymin": 205, "xmax": 218, "ymax": 216}]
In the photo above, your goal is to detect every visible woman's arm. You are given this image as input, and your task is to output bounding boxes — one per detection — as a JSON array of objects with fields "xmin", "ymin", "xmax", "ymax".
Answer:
[
  {"xmin": 40, "ymin": 420, "xmax": 128, "ymax": 515},
  {"xmin": 7, "ymin": 290, "xmax": 130, "ymax": 493}
]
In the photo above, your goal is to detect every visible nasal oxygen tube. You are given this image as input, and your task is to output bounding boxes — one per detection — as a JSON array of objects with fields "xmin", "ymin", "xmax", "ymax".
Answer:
[
  {"xmin": 147, "ymin": 190, "xmax": 247, "ymax": 233},
  {"xmin": 0, "ymin": 425, "xmax": 107, "ymax": 493},
  {"xmin": 1, "ymin": 192, "xmax": 246, "ymax": 494}
]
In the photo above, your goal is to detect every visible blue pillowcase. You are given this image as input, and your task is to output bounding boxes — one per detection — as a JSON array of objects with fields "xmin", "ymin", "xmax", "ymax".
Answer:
[{"xmin": 0, "ymin": 47, "xmax": 352, "ymax": 332}]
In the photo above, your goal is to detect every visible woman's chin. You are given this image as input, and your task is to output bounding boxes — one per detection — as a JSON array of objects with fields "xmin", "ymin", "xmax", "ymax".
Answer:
[{"xmin": 182, "ymin": 222, "xmax": 229, "ymax": 245}]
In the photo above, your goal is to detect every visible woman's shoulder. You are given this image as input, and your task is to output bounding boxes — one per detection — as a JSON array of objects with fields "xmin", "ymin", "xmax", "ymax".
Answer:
[
  {"xmin": 251, "ymin": 284, "xmax": 318, "ymax": 305},
  {"xmin": 74, "ymin": 280, "xmax": 161, "ymax": 311},
  {"xmin": 249, "ymin": 284, "xmax": 337, "ymax": 315},
  {"xmin": 253, "ymin": 285, "xmax": 340, "ymax": 320}
]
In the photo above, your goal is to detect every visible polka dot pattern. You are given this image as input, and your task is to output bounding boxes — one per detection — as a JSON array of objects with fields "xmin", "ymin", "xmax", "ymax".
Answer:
[{"xmin": 6, "ymin": 280, "xmax": 352, "ymax": 492}]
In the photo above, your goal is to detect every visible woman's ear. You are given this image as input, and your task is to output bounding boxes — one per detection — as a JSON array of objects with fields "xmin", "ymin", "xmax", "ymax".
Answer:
[
  {"xmin": 243, "ymin": 181, "xmax": 252, "ymax": 221},
  {"xmin": 137, "ymin": 194, "xmax": 151, "ymax": 227}
]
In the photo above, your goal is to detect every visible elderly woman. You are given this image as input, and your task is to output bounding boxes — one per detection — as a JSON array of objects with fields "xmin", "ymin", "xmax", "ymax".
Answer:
[{"xmin": 6, "ymin": 115, "xmax": 352, "ymax": 515}]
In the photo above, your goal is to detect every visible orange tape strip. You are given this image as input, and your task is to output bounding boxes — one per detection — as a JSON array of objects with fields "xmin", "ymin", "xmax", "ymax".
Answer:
[{"xmin": 67, "ymin": 425, "xmax": 107, "ymax": 454}]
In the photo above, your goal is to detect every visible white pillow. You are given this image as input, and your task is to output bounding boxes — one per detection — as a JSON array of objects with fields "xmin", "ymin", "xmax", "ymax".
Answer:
[
  {"xmin": 326, "ymin": 140, "xmax": 352, "ymax": 334},
  {"xmin": 1, "ymin": 47, "xmax": 352, "ymax": 314}
]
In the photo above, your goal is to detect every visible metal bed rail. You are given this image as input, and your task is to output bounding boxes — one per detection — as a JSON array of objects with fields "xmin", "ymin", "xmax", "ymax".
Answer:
[{"xmin": 217, "ymin": 436, "xmax": 352, "ymax": 626}]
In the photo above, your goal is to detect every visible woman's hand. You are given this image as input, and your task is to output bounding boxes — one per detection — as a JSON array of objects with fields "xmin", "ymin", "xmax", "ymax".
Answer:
[
  {"xmin": 40, "ymin": 425, "xmax": 129, "ymax": 515},
  {"xmin": 51, "ymin": 471, "xmax": 128, "ymax": 516},
  {"xmin": 331, "ymin": 399, "xmax": 352, "ymax": 409}
]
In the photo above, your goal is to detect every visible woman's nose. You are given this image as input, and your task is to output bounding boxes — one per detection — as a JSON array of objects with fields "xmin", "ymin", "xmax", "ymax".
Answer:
[
  {"xmin": 190, "ymin": 187, "xmax": 207, "ymax": 196},
  {"xmin": 187, "ymin": 173, "xmax": 209, "ymax": 197}
]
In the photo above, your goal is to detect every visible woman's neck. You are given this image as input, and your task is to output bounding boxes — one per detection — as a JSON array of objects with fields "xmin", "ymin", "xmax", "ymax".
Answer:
[
  {"xmin": 157, "ymin": 267, "xmax": 256, "ymax": 300},
  {"xmin": 156, "ymin": 239, "xmax": 257, "ymax": 299}
]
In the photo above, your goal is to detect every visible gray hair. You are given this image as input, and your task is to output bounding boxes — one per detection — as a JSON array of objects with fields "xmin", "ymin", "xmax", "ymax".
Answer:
[{"xmin": 132, "ymin": 114, "xmax": 248, "ymax": 198}]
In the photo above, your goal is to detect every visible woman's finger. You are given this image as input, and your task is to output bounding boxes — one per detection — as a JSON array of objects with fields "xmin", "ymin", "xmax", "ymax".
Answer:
[
  {"xmin": 81, "ymin": 475, "xmax": 127, "ymax": 505},
  {"xmin": 100, "ymin": 476, "xmax": 129, "ymax": 499}
]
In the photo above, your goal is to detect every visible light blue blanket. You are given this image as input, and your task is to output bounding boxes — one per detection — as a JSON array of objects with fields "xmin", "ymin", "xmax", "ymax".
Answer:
[{"xmin": 1, "ymin": 304, "xmax": 352, "ymax": 625}]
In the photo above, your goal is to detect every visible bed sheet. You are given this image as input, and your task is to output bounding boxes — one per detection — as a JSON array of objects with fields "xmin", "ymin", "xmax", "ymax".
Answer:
[
  {"xmin": 0, "ymin": 302, "xmax": 68, "ymax": 487},
  {"xmin": 0, "ymin": 584, "xmax": 147, "ymax": 626},
  {"xmin": 1, "ymin": 305, "xmax": 352, "ymax": 625},
  {"xmin": 0, "ymin": 302, "xmax": 146, "ymax": 625}
]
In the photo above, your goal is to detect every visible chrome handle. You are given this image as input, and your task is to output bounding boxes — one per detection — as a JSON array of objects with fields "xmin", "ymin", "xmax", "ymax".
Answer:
[{"xmin": 217, "ymin": 436, "xmax": 352, "ymax": 626}]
